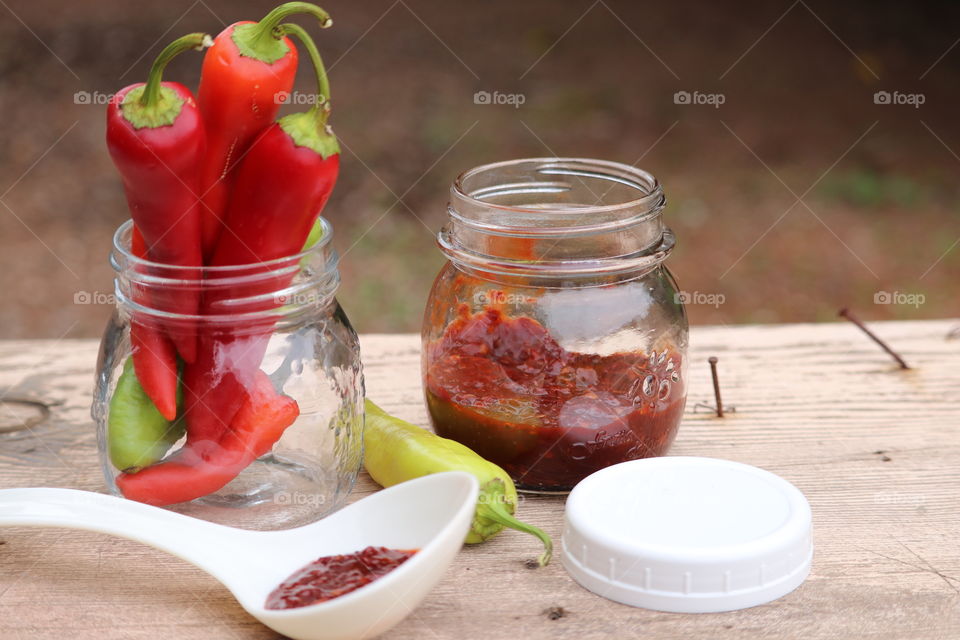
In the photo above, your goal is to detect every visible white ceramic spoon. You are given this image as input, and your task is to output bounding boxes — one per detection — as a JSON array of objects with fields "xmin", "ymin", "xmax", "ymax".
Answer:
[{"xmin": 0, "ymin": 471, "xmax": 479, "ymax": 640}]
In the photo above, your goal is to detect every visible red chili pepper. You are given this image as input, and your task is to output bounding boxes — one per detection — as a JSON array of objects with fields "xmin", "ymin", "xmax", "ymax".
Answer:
[
  {"xmin": 116, "ymin": 371, "xmax": 299, "ymax": 506},
  {"xmin": 184, "ymin": 23, "xmax": 340, "ymax": 447},
  {"xmin": 196, "ymin": 2, "xmax": 332, "ymax": 259},
  {"xmin": 127, "ymin": 226, "xmax": 179, "ymax": 421},
  {"xmin": 212, "ymin": 22, "xmax": 339, "ymax": 280},
  {"xmin": 128, "ymin": 327, "xmax": 179, "ymax": 421},
  {"xmin": 106, "ymin": 33, "xmax": 210, "ymax": 365}
]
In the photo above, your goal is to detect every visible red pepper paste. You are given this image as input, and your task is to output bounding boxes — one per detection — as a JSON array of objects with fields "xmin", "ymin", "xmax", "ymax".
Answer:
[
  {"xmin": 425, "ymin": 305, "xmax": 685, "ymax": 491},
  {"xmin": 265, "ymin": 546, "xmax": 417, "ymax": 610}
]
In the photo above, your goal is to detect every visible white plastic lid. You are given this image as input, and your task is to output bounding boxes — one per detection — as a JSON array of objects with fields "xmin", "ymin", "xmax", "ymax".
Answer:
[{"xmin": 561, "ymin": 457, "xmax": 813, "ymax": 613}]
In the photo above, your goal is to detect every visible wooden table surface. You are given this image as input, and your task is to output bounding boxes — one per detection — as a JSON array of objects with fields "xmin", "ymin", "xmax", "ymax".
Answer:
[{"xmin": 0, "ymin": 319, "xmax": 958, "ymax": 639}]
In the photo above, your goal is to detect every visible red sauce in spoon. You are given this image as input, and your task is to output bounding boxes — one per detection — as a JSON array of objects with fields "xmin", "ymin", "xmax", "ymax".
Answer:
[{"xmin": 265, "ymin": 546, "xmax": 417, "ymax": 610}]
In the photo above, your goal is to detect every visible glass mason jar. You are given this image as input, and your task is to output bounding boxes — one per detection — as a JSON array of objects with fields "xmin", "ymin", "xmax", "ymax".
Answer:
[
  {"xmin": 93, "ymin": 219, "xmax": 363, "ymax": 529},
  {"xmin": 423, "ymin": 158, "xmax": 688, "ymax": 493}
]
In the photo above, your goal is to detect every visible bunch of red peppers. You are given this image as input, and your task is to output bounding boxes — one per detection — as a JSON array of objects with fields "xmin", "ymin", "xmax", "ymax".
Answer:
[{"xmin": 105, "ymin": 3, "xmax": 341, "ymax": 506}]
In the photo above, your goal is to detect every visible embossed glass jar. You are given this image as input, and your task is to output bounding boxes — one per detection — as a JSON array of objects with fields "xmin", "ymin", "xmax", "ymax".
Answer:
[
  {"xmin": 422, "ymin": 158, "xmax": 688, "ymax": 493},
  {"xmin": 93, "ymin": 219, "xmax": 363, "ymax": 529}
]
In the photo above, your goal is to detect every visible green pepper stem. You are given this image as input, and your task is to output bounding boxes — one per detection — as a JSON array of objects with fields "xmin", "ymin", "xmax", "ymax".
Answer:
[
  {"xmin": 140, "ymin": 33, "xmax": 212, "ymax": 108},
  {"xmin": 249, "ymin": 1, "xmax": 332, "ymax": 53},
  {"xmin": 477, "ymin": 500, "xmax": 554, "ymax": 567},
  {"xmin": 280, "ymin": 22, "xmax": 331, "ymax": 126}
]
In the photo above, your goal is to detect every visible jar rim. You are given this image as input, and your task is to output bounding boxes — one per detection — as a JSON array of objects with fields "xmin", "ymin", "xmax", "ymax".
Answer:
[
  {"xmin": 439, "ymin": 227, "xmax": 676, "ymax": 282},
  {"xmin": 442, "ymin": 158, "xmax": 672, "ymax": 281},
  {"xmin": 111, "ymin": 218, "xmax": 334, "ymax": 277},
  {"xmin": 109, "ymin": 218, "xmax": 340, "ymax": 325},
  {"xmin": 451, "ymin": 157, "xmax": 664, "ymax": 224}
]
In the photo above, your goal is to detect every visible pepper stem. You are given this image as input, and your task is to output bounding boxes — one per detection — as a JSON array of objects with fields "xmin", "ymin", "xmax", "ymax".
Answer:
[
  {"xmin": 140, "ymin": 33, "xmax": 212, "ymax": 108},
  {"xmin": 239, "ymin": 2, "xmax": 332, "ymax": 63},
  {"xmin": 274, "ymin": 20, "xmax": 340, "ymax": 159},
  {"xmin": 280, "ymin": 22, "xmax": 331, "ymax": 125},
  {"xmin": 122, "ymin": 32, "xmax": 211, "ymax": 129},
  {"xmin": 476, "ymin": 492, "xmax": 554, "ymax": 567}
]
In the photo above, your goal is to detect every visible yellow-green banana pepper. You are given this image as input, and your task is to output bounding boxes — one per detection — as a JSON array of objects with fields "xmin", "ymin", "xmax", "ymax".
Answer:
[
  {"xmin": 108, "ymin": 357, "xmax": 184, "ymax": 472},
  {"xmin": 364, "ymin": 398, "xmax": 553, "ymax": 566}
]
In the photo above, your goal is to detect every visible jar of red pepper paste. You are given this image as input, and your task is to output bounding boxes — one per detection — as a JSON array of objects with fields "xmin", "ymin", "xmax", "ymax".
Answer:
[
  {"xmin": 423, "ymin": 158, "xmax": 688, "ymax": 493},
  {"xmin": 93, "ymin": 219, "xmax": 363, "ymax": 529}
]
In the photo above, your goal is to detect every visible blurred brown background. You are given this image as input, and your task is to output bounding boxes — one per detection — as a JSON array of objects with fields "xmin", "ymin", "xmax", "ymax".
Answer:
[{"xmin": 0, "ymin": 0, "xmax": 958, "ymax": 338}]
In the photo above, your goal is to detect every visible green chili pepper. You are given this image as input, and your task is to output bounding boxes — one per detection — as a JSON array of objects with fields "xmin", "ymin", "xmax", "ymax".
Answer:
[
  {"xmin": 108, "ymin": 358, "xmax": 185, "ymax": 473},
  {"xmin": 302, "ymin": 217, "xmax": 325, "ymax": 251},
  {"xmin": 364, "ymin": 398, "xmax": 553, "ymax": 566},
  {"xmin": 298, "ymin": 217, "xmax": 325, "ymax": 270}
]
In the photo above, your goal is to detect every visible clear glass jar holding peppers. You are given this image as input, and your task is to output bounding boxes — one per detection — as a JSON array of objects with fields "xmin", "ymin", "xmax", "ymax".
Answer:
[
  {"xmin": 93, "ymin": 220, "xmax": 363, "ymax": 529},
  {"xmin": 422, "ymin": 158, "xmax": 688, "ymax": 493},
  {"xmin": 93, "ymin": 3, "xmax": 358, "ymax": 527}
]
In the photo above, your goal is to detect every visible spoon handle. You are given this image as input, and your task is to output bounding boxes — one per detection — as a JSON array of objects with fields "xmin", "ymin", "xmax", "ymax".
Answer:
[{"xmin": 0, "ymin": 488, "xmax": 250, "ymax": 580}]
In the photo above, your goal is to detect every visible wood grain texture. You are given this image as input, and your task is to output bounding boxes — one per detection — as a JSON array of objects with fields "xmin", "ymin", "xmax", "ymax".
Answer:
[{"xmin": 0, "ymin": 320, "xmax": 958, "ymax": 639}]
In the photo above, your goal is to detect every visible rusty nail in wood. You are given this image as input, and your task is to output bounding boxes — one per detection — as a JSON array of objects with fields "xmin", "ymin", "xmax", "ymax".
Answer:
[
  {"xmin": 838, "ymin": 308, "xmax": 910, "ymax": 369},
  {"xmin": 708, "ymin": 356, "xmax": 724, "ymax": 417}
]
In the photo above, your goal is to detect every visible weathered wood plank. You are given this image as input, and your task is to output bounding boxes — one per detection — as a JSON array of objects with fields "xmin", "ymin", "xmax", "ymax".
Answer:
[{"xmin": 0, "ymin": 320, "xmax": 958, "ymax": 639}]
